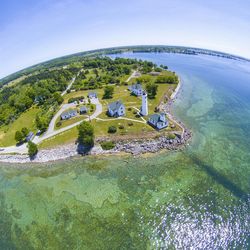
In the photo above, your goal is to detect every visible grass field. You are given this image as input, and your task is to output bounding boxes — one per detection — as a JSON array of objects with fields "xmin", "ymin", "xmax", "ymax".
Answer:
[
  {"xmin": 54, "ymin": 104, "xmax": 96, "ymax": 130},
  {"xmin": 0, "ymin": 106, "xmax": 40, "ymax": 147},
  {"xmin": 39, "ymin": 127, "xmax": 78, "ymax": 149},
  {"xmin": 55, "ymin": 116, "xmax": 86, "ymax": 130}
]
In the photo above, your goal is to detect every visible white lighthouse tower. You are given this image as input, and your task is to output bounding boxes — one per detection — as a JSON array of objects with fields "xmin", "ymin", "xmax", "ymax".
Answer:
[{"xmin": 140, "ymin": 91, "xmax": 148, "ymax": 116}]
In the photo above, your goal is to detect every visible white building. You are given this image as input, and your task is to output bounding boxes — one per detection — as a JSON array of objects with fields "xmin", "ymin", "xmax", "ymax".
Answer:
[
  {"xmin": 61, "ymin": 110, "xmax": 77, "ymax": 120},
  {"xmin": 148, "ymin": 113, "xmax": 168, "ymax": 130},
  {"xmin": 140, "ymin": 91, "xmax": 148, "ymax": 116},
  {"xmin": 129, "ymin": 83, "xmax": 143, "ymax": 96},
  {"xmin": 108, "ymin": 100, "xmax": 125, "ymax": 117}
]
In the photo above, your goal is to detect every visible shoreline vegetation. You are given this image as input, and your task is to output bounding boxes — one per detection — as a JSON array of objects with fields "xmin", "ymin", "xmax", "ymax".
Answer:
[{"xmin": 0, "ymin": 76, "xmax": 192, "ymax": 164}]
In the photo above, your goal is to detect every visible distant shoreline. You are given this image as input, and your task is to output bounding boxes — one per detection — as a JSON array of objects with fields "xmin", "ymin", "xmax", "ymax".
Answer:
[
  {"xmin": 1, "ymin": 45, "xmax": 249, "ymax": 88},
  {"xmin": 0, "ymin": 77, "xmax": 192, "ymax": 164}
]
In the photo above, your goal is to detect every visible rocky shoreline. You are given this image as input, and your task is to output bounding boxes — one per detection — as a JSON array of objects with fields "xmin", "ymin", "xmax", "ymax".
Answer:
[{"xmin": 0, "ymin": 79, "xmax": 192, "ymax": 164}]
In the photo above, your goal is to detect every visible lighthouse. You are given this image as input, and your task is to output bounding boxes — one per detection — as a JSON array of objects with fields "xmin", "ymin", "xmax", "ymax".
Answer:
[{"xmin": 140, "ymin": 91, "xmax": 148, "ymax": 116}]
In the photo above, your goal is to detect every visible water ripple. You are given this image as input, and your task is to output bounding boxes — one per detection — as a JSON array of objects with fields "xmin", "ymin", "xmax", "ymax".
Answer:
[{"xmin": 139, "ymin": 194, "xmax": 250, "ymax": 249}]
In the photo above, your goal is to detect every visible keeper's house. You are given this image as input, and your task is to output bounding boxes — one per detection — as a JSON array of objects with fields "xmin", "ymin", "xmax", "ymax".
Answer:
[
  {"xmin": 148, "ymin": 113, "xmax": 168, "ymax": 130},
  {"xmin": 61, "ymin": 110, "xmax": 77, "ymax": 120},
  {"xmin": 108, "ymin": 100, "xmax": 125, "ymax": 117}
]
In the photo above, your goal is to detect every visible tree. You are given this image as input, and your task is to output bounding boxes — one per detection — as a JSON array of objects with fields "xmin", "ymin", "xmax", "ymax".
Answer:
[
  {"xmin": 35, "ymin": 115, "xmax": 48, "ymax": 132},
  {"xmin": 27, "ymin": 141, "xmax": 38, "ymax": 157},
  {"xmin": 21, "ymin": 127, "xmax": 29, "ymax": 137},
  {"xmin": 53, "ymin": 92, "xmax": 64, "ymax": 105},
  {"xmin": 77, "ymin": 121, "xmax": 94, "ymax": 147},
  {"xmin": 103, "ymin": 86, "xmax": 114, "ymax": 99},
  {"xmin": 108, "ymin": 126, "xmax": 117, "ymax": 133},
  {"xmin": 15, "ymin": 131, "xmax": 24, "ymax": 143},
  {"xmin": 146, "ymin": 83, "xmax": 158, "ymax": 99},
  {"xmin": 155, "ymin": 75, "xmax": 178, "ymax": 84}
]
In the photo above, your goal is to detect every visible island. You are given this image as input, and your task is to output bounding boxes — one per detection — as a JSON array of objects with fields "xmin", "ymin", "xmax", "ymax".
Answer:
[{"xmin": 0, "ymin": 50, "xmax": 192, "ymax": 163}]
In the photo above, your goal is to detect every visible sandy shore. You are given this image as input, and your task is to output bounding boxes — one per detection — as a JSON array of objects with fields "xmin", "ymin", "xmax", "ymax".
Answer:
[{"xmin": 0, "ymin": 78, "xmax": 191, "ymax": 164}]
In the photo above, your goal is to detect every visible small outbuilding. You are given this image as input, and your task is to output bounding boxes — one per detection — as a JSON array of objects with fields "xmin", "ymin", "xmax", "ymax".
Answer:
[
  {"xmin": 61, "ymin": 110, "xmax": 77, "ymax": 120},
  {"xmin": 88, "ymin": 92, "xmax": 97, "ymax": 98},
  {"xmin": 108, "ymin": 100, "xmax": 125, "ymax": 117},
  {"xmin": 148, "ymin": 113, "xmax": 168, "ymax": 130},
  {"xmin": 80, "ymin": 106, "xmax": 88, "ymax": 114}
]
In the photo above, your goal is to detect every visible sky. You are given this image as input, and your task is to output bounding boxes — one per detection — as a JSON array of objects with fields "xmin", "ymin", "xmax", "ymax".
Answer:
[{"xmin": 0, "ymin": 0, "xmax": 250, "ymax": 78}]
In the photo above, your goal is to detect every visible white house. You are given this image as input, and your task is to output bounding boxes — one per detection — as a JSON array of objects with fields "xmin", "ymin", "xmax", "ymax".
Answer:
[
  {"xmin": 129, "ymin": 83, "xmax": 143, "ymax": 96},
  {"xmin": 61, "ymin": 110, "xmax": 77, "ymax": 120},
  {"xmin": 140, "ymin": 91, "xmax": 148, "ymax": 116},
  {"xmin": 108, "ymin": 100, "xmax": 125, "ymax": 117},
  {"xmin": 80, "ymin": 106, "xmax": 88, "ymax": 114},
  {"xmin": 148, "ymin": 113, "xmax": 168, "ymax": 130}
]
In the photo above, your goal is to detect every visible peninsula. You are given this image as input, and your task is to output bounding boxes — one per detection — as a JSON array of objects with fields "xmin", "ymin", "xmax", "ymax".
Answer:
[{"xmin": 0, "ymin": 51, "xmax": 191, "ymax": 163}]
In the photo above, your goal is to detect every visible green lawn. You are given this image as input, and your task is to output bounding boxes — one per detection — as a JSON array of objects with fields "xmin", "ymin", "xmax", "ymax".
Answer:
[
  {"xmin": 39, "ymin": 115, "xmax": 180, "ymax": 149},
  {"xmin": 55, "ymin": 116, "xmax": 86, "ymax": 130},
  {"xmin": 39, "ymin": 127, "xmax": 78, "ymax": 149},
  {"xmin": 39, "ymin": 71, "xmax": 181, "ymax": 149},
  {"xmin": 0, "ymin": 106, "xmax": 40, "ymax": 147},
  {"xmin": 54, "ymin": 104, "xmax": 96, "ymax": 130},
  {"xmin": 91, "ymin": 119, "xmax": 154, "ymax": 137}
]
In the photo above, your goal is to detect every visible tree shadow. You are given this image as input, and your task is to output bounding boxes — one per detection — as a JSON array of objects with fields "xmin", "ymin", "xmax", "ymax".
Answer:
[
  {"xmin": 29, "ymin": 154, "xmax": 37, "ymax": 161},
  {"xmin": 77, "ymin": 143, "xmax": 92, "ymax": 155},
  {"xmin": 16, "ymin": 141, "xmax": 24, "ymax": 147}
]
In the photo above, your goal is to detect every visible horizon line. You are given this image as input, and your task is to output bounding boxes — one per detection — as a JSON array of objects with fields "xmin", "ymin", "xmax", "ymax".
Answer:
[{"xmin": 1, "ymin": 44, "xmax": 249, "ymax": 81}]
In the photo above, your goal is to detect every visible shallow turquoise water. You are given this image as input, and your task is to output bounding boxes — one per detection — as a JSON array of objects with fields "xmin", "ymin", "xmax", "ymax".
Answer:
[{"xmin": 0, "ymin": 53, "xmax": 249, "ymax": 249}]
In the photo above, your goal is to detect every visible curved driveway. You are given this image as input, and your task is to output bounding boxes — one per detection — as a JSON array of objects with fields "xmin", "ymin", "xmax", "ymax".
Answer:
[{"xmin": 0, "ymin": 98, "xmax": 102, "ymax": 154}]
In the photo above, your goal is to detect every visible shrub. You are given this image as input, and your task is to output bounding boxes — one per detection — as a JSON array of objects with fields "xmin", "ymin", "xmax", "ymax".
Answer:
[
  {"xmin": 68, "ymin": 96, "xmax": 85, "ymax": 104},
  {"xmin": 167, "ymin": 133, "xmax": 176, "ymax": 140},
  {"xmin": 108, "ymin": 126, "xmax": 117, "ymax": 133},
  {"xmin": 133, "ymin": 110, "xmax": 137, "ymax": 115},
  {"xmin": 128, "ymin": 122, "xmax": 133, "ymax": 126},
  {"xmin": 103, "ymin": 86, "xmax": 114, "ymax": 99},
  {"xmin": 15, "ymin": 131, "xmax": 24, "ymax": 143},
  {"xmin": 27, "ymin": 141, "xmax": 38, "ymax": 158},
  {"xmin": 21, "ymin": 127, "xmax": 29, "ymax": 137},
  {"xmin": 100, "ymin": 141, "xmax": 115, "ymax": 150},
  {"xmin": 128, "ymin": 107, "xmax": 132, "ymax": 111},
  {"xmin": 119, "ymin": 125, "xmax": 124, "ymax": 129},
  {"xmin": 56, "ymin": 121, "xmax": 62, "ymax": 127}
]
